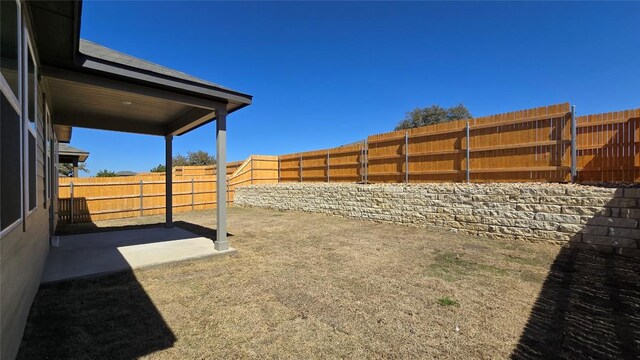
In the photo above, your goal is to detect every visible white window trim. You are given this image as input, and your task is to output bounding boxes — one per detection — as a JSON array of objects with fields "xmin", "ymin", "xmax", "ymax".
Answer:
[
  {"xmin": 0, "ymin": 0, "xmax": 23, "ymax": 238},
  {"xmin": 0, "ymin": 74, "xmax": 19, "ymax": 111},
  {"xmin": 0, "ymin": 218, "xmax": 23, "ymax": 239},
  {"xmin": 45, "ymin": 105, "xmax": 52, "ymax": 204},
  {"xmin": 0, "ymin": 0, "xmax": 21, "ymax": 111},
  {"xmin": 23, "ymin": 21, "xmax": 37, "ymax": 217}
]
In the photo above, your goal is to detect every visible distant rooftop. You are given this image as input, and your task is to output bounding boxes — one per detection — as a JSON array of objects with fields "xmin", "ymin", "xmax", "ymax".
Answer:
[{"xmin": 58, "ymin": 143, "xmax": 90, "ymax": 162}]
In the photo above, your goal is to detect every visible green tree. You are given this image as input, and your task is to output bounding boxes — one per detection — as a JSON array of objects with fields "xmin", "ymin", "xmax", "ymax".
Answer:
[
  {"xmin": 96, "ymin": 169, "xmax": 117, "ymax": 177},
  {"xmin": 395, "ymin": 103, "xmax": 472, "ymax": 130},
  {"xmin": 172, "ymin": 151, "xmax": 216, "ymax": 166},
  {"xmin": 172, "ymin": 154, "xmax": 189, "ymax": 167},
  {"xmin": 186, "ymin": 150, "xmax": 216, "ymax": 165},
  {"xmin": 150, "ymin": 164, "xmax": 166, "ymax": 172},
  {"xmin": 58, "ymin": 162, "xmax": 89, "ymax": 177}
]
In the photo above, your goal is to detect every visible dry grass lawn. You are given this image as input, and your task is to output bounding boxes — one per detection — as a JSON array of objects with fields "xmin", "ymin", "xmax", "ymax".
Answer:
[{"xmin": 18, "ymin": 207, "xmax": 639, "ymax": 359}]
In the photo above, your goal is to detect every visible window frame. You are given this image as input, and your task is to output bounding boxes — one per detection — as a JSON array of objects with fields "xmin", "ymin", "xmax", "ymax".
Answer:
[
  {"xmin": 23, "ymin": 21, "xmax": 37, "ymax": 216},
  {"xmin": 0, "ymin": 0, "xmax": 23, "ymax": 237},
  {"xmin": 45, "ymin": 104, "xmax": 52, "ymax": 205},
  {"xmin": 0, "ymin": 0, "xmax": 21, "ymax": 106}
]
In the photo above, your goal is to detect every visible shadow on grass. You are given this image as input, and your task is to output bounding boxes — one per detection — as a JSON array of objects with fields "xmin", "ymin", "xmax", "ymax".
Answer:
[
  {"xmin": 512, "ymin": 129, "xmax": 640, "ymax": 360},
  {"xmin": 17, "ymin": 270, "xmax": 176, "ymax": 359},
  {"xmin": 511, "ymin": 247, "xmax": 640, "ymax": 359}
]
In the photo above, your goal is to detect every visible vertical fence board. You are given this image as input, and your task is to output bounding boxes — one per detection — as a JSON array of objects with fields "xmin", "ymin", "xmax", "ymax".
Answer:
[{"xmin": 575, "ymin": 108, "xmax": 640, "ymax": 182}]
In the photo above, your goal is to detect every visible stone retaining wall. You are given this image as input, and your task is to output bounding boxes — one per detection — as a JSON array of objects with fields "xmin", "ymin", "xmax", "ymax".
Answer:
[{"xmin": 235, "ymin": 183, "xmax": 640, "ymax": 255}]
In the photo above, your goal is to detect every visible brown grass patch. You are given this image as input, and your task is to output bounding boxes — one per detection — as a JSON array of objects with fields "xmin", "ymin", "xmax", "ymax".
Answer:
[{"xmin": 18, "ymin": 207, "xmax": 638, "ymax": 359}]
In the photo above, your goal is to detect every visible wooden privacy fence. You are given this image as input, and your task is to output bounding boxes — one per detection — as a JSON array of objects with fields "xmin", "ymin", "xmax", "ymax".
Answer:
[
  {"xmin": 58, "ymin": 105, "xmax": 639, "ymax": 223},
  {"xmin": 279, "ymin": 143, "xmax": 365, "ymax": 183},
  {"xmin": 58, "ymin": 156, "xmax": 279, "ymax": 223},
  {"xmin": 59, "ymin": 175, "xmax": 220, "ymax": 223},
  {"xmin": 576, "ymin": 109, "xmax": 640, "ymax": 182},
  {"xmin": 228, "ymin": 155, "xmax": 279, "ymax": 203},
  {"xmin": 367, "ymin": 103, "xmax": 572, "ymax": 182},
  {"xmin": 278, "ymin": 104, "xmax": 639, "ymax": 183}
]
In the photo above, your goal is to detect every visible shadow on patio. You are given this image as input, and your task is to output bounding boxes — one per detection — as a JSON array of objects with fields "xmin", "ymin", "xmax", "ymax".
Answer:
[
  {"xmin": 55, "ymin": 220, "xmax": 225, "ymax": 242},
  {"xmin": 18, "ymin": 219, "xmax": 234, "ymax": 359}
]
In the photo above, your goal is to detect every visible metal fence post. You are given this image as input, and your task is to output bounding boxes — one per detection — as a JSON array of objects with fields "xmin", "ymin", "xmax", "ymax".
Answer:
[
  {"xmin": 299, "ymin": 155, "xmax": 303, "ymax": 182},
  {"xmin": 227, "ymin": 180, "xmax": 230, "ymax": 206},
  {"xmin": 359, "ymin": 146, "xmax": 363, "ymax": 183},
  {"xmin": 250, "ymin": 157, "xmax": 254, "ymax": 185},
  {"xmin": 364, "ymin": 139, "xmax": 368, "ymax": 183},
  {"xmin": 327, "ymin": 151, "xmax": 330, "ymax": 182},
  {"xmin": 69, "ymin": 181, "xmax": 74, "ymax": 224},
  {"xmin": 191, "ymin": 177, "xmax": 195, "ymax": 211},
  {"xmin": 358, "ymin": 145, "xmax": 362, "ymax": 182},
  {"xmin": 570, "ymin": 105, "xmax": 577, "ymax": 183},
  {"xmin": 466, "ymin": 122, "xmax": 471, "ymax": 183},
  {"xmin": 140, "ymin": 180, "xmax": 144, "ymax": 216},
  {"xmin": 404, "ymin": 131, "xmax": 409, "ymax": 184},
  {"xmin": 278, "ymin": 157, "xmax": 281, "ymax": 182}
]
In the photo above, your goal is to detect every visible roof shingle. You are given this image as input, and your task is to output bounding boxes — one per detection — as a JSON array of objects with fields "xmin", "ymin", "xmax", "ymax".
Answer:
[{"xmin": 79, "ymin": 39, "xmax": 230, "ymax": 90}]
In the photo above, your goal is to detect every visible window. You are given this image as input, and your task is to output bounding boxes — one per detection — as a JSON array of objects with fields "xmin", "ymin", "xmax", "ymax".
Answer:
[
  {"xmin": 1, "ymin": 0, "xmax": 22, "ymax": 235},
  {"xmin": 53, "ymin": 134, "xmax": 59, "ymax": 200},
  {"xmin": 24, "ymin": 31, "xmax": 36, "ymax": 213},
  {"xmin": 46, "ymin": 107, "xmax": 52, "ymax": 203},
  {"xmin": 1, "ymin": 92, "xmax": 22, "ymax": 232},
  {"xmin": 0, "ymin": 0, "xmax": 20, "ymax": 99},
  {"xmin": 28, "ymin": 132, "xmax": 36, "ymax": 211},
  {"xmin": 27, "ymin": 47, "xmax": 35, "ymax": 130}
]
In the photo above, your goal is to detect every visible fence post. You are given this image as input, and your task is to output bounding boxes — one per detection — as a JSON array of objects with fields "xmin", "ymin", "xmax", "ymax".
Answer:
[
  {"xmin": 277, "ymin": 157, "xmax": 281, "ymax": 182},
  {"xmin": 227, "ymin": 180, "xmax": 230, "ymax": 206},
  {"xmin": 404, "ymin": 131, "xmax": 409, "ymax": 184},
  {"xmin": 191, "ymin": 177, "xmax": 195, "ymax": 211},
  {"xmin": 140, "ymin": 180, "xmax": 144, "ymax": 216},
  {"xmin": 359, "ymin": 145, "xmax": 363, "ymax": 182},
  {"xmin": 570, "ymin": 105, "xmax": 577, "ymax": 183},
  {"xmin": 250, "ymin": 157, "xmax": 254, "ymax": 185},
  {"xmin": 299, "ymin": 155, "xmax": 303, "ymax": 182},
  {"xmin": 69, "ymin": 181, "xmax": 74, "ymax": 224},
  {"xmin": 466, "ymin": 122, "xmax": 471, "ymax": 183},
  {"xmin": 364, "ymin": 139, "xmax": 368, "ymax": 183},
  {"xmin": 327, "ymin": 150, "xmax": 330, "ymax": 182}
]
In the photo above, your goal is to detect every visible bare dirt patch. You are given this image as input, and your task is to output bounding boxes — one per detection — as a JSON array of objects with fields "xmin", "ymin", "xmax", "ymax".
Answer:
[{"xmin": 18, "ymin": 207, "xmax": 639, "ymax": 359}]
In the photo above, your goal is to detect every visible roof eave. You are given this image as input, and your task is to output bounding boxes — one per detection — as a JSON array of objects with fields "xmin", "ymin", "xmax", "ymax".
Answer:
[{"xmin": 78, "ymin": 54, "xmax": 253, "ymax": 106}]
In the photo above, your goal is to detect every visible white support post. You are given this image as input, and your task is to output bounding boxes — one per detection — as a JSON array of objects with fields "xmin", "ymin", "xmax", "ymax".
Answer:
[
  {"xmin": 215, "ymin": 105, "xmax": 229, "ymax": 251},
  {"xmin": 165, "ymin": 135, "xmax": 173, "ymax": 227}
]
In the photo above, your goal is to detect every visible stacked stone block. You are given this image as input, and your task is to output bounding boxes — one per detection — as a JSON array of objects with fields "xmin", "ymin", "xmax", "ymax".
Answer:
[{"xmin": 235, "ymin": 183, "xmax": 640, "ymax": 254}]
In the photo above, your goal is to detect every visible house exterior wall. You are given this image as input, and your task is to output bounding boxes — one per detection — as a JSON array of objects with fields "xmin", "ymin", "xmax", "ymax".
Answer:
[
  {"xmin": 0, "ymin": 205, "xmax": 51, "ymax": 360},
  {"xmin": 1, "ymin": 2, "xmax": 57, "ymax": 359}
]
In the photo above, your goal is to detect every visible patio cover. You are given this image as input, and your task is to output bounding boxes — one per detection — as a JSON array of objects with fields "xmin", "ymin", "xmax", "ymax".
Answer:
[{"xmin": 27, "ymin": 0, "xmax": 252, "ymax": 250}]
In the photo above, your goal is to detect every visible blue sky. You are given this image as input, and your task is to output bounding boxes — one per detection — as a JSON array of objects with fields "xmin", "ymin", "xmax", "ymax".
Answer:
[{"xmin": 75, "ymin": 1, "xmax": 640, "ymax": 176}]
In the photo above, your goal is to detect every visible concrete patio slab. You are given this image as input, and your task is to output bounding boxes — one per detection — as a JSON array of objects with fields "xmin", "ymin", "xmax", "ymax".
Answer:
[{"xmin": 42, "ymin": 227, "xmax": 235, "ymax": 283}]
